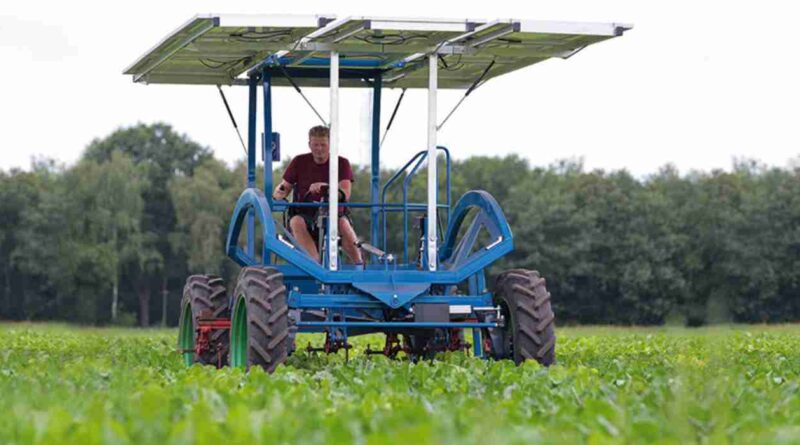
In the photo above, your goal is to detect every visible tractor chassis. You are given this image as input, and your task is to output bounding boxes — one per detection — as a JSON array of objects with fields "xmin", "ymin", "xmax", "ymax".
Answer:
[{"xmin": 187, "ymin": 308, "xmax": 501, "ymax": 363}]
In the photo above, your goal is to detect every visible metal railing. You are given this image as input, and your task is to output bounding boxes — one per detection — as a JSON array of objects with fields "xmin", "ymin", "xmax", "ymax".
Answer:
[
  {"xmin": 380, "ymin": 146, "xmax": 451, "ymax": 262},
  {"xmin": 267, "ymin": 146, "xmax": 451, "ymax": 265}
]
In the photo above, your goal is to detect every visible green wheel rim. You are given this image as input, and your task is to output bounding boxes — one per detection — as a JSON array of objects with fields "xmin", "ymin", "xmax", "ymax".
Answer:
[
  {"xmin": 179, "ymin": 303, "xmax": 194, "ymax": 366},
  {"xmin": 230, "ymin": 295, "xmax": 248, "ymax": 368}
]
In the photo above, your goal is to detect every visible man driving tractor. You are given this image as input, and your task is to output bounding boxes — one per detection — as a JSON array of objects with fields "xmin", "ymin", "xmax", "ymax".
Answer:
[{"xmin": 272, "ymin": 125, "xmax": 363, "ymax": 264}]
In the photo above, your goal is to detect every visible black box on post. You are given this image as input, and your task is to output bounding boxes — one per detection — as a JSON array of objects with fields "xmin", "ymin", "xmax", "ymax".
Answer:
[{"xmin": 414, "ymin": 303, "xmax": 449, "ymax": 323}]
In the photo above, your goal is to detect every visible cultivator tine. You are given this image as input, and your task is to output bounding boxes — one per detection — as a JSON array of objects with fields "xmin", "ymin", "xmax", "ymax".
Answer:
[
  {"xmin": 305, "ymin": 342, "xmax": 325, "ymax": 354},
  {"xmin": 364, "ymin": 344, "xmax": 384, "ymax": 355}
]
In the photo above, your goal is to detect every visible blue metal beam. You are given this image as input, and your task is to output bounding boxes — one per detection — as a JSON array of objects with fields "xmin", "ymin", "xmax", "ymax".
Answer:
[
  {"xmin": 262, "ymin": 70, "xmax": 273, "ymax": 205},
  {"xmin": 439, "ymin": 190, "xmax": 512, "ymax": 262},
  {"xmin": 262, "ymin": 70, "xmax": 273, "ymax": 264},
  {"xmin": 370, "ymin": 75, "xmax": 382, "ymax": 258},
  {"xmin": 469, "ymin": 271, "xmax": 487, "ymax": 358},
  {"xmin": 225, "ymin": 188, "xmax": 514, "ymax": 285},
  {"xmin": 273, "ymin": 202, "xmax": 449, "ymax": 211},
  {"xmin": 297, "ymin": 321, "xmax": 497, "ymax": 329},
  {"xmin": 380, "ymin": 147, "xmax": 451, "ymax": 255},
  {"xmin": 246, "ymin": 75, "xmax": 258, "ymax": 258},
  {"xmin": 288, "ymin": 291, "xmax": 491, "ymax": 309}
]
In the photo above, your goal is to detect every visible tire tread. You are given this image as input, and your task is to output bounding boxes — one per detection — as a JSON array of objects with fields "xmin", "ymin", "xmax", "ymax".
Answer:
[
  {"xmin": 179, "ymin": 275, "xmax": 230, "ymax": 367},
  {"xmin": 232, "ymin": 267, "xmax": 290, "ymax": 373},
  {"xmin": 489, "ymin": 268, "xmax": 556, "ymax": 366}
]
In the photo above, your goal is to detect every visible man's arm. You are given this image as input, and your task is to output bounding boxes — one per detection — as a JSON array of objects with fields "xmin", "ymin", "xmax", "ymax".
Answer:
[
  {"xmin": 272, "ymin": 180, "xmax": 293, "ymax": 200},
  {"xmin": 338, "ymin": 180, "xmax": 352, "ymax": 201},
  {"xmin": 338, "ymin": 157, "xmax": 354, "ymax": 201},
  {"xmin": 275, "ymin": 157, "xmax": 298, "ymax": 200}
]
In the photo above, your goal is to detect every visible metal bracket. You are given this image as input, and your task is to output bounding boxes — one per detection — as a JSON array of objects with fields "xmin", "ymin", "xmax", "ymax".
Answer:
[
  {"xmin": 485, "ymin": 236, "xmax": 504, "ymax": 250},
  {"xmin": 466, "ymin": 22, "xmax": 520, "ymax": 48}
]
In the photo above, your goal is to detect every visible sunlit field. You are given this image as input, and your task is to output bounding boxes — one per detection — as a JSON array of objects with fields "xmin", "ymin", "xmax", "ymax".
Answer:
[{"xmin": 1, "ymin": 324, "xmax": 799, "ymax": 444}]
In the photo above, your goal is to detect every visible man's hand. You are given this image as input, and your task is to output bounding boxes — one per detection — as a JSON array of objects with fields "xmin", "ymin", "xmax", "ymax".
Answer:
[
  {"xmin": 309, "ymin": 182, "xmax": 328, "ymax": 195},
  {"xmin": 272, "ymin": 180, "xmax": 293, "ymax": 200}
]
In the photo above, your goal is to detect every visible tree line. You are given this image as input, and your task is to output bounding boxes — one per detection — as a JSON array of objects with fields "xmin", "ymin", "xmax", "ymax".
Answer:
[{"xmin": 1, "ymin": 123, "xmax": 798, "ymax": 326}]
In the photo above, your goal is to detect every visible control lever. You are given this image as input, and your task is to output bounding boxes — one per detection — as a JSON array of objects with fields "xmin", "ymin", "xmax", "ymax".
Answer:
[{"xmin": 355, "ymin": 240, "xmax": 394, "ymax": 262}]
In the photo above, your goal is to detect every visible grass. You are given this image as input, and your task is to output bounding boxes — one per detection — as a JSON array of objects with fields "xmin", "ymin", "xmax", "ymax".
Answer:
[{"xmin": 0, "ymin": 323, "xmax": 799, "ymax": 444}]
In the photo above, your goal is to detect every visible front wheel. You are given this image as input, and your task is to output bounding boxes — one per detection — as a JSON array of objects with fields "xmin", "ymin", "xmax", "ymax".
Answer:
[
  {"xmin": 483, "ymin": 269, "xmax": 556, "ymax": 366},
  {"xmin": 177, "ymin": 275, "xmax": 229, "ymax": 367},
  {"xmin": 229, "ymin": 267, "xmax": 291, "ymax": 373}
]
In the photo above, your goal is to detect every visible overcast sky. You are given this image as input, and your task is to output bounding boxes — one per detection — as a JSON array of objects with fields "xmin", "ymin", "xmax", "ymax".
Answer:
[{"xmin": 1, "ymin": 0, "xmax": 798, "ymax": 176}]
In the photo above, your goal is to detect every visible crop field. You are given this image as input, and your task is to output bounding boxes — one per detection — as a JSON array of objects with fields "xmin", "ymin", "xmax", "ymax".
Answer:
[{"xmin": 1, "ymin": 325, "xmax": 799, "ymax": 444}]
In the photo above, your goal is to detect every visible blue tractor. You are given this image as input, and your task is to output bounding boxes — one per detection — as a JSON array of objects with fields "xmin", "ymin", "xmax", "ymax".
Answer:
[{"xmin": 125, "ymin": 14, "xmax": 630, "ymax": 371}]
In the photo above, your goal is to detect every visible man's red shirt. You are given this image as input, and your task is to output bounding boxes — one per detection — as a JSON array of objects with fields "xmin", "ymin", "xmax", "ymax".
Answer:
[{"xmin": 283, "ymin": 153, "xmax": 354, "ymax": 213}]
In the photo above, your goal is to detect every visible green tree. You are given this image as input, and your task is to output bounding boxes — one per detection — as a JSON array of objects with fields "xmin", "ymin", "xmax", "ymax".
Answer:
[
  {"xmin": 169, "ymin": 158, "xmax": 239, "ymax": 275},
  {"xmin": 1, "ymin": 160, "xmax": 59, "ymax": 320},
  {"xmin": 83, "ymin": 123, "xmax": 212, "ymax": 325},
  {"xmin": 84, "ymin": 153, "xmax": 148, "ymax": 322},
  {"xmin": 12, "ymin": 154, "xmax": 147, "ymax": 323},
  {"xmin": 4, "ymin": 141, "xmax": 800, "ymax": 327}
]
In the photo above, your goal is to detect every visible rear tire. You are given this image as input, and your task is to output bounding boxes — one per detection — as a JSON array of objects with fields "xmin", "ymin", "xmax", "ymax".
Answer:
[
  {"xmin": 229, "ymin": 267, "xmax": 291, "ymax": 373},
  {"xmin": 484, "ymin": 269, "xmax": 556, "ymax": 366},
  {"xmin": 177, "ymin": 275, "xmax": 229, "ymax": 367}
]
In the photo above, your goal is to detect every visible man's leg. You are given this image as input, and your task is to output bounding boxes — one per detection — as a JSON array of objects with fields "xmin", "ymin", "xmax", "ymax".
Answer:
[
  {"xmin": 289, "ymin": 215, "xmax": 320, "ymax": 262},
  {"xmin": 338, "ymin": 216, "xmax": 363, "ymax": 264}
]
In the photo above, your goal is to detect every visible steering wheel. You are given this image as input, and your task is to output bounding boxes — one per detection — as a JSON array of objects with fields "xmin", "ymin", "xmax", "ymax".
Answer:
[{"xmin": 301, "ymin": 185, "xmax": 347, "ymax": 203}]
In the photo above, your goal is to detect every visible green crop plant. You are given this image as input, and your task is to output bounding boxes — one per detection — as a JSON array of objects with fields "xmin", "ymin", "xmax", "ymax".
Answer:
[{"xmin": 0, "ymin": 324, "xmax": 798, "ymax": 444}]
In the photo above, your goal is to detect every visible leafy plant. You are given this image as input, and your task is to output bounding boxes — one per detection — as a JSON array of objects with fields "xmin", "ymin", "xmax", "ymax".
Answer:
[{"xmin": 1, "ymin": 324, "xmax": 798, "ymax": 444}]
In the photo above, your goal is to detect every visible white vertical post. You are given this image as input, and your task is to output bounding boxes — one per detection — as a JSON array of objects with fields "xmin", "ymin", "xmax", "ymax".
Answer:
[
  {"xmin": 427, "ymin": 53, "xmax": 438, "ymax": 271},
  {"xmin": 328, "ymin": 51, "xmax": 340, "ymax": 271}
]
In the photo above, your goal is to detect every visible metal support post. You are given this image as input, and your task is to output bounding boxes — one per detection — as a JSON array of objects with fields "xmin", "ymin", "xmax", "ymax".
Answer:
[
  {"xmin": 328, "ymin": 52, "xmax": 340, "ymax": 271},
  {"xmin": 473, "ymin": 329, "xmax": 483, "ymax": 357},
  {"xmin": 426, "ymin": 54, "xmax": 438, "ymax": 271},
  {"xmin": 469, "ymin": 272, "xmax": 486, "ymax": 357},
  {"xmin": 370, "ymin": 75, "xmax": 382, "ymax": 257},
  {"xmin": 262, "ymin": 70, "xmax": 274, "ymax": 205},
  {"xmin": 262, "ymin": 70, "xmax": 273, "ymax": 264},
  {"xmin": 247, "ymin": 75, "xmax": 258, "ymax": 258}
]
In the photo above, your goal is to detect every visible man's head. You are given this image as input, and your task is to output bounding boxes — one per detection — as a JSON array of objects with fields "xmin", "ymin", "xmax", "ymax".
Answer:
[{"xmin": 308, "ymin": 125, "xmax": 330, "ymax": 163}]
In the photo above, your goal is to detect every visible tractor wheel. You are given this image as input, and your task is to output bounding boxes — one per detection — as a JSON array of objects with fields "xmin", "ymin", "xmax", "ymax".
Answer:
[
  {"xmin": 229, "ymin": 266, "xmax": 291, "ymax": 373},
  {"xmin": 484, "ymin": 269, "xmax": 556, "ymax": 366},
  {"xmin": 178, "ymin": 275, "xmax": 229, "ymax": 367}
]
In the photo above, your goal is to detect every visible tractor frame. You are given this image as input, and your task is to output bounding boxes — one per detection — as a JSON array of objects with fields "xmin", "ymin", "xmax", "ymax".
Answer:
[{"xmin": 124, "ymin": 14, "xmax": 631, "ymax": 370}]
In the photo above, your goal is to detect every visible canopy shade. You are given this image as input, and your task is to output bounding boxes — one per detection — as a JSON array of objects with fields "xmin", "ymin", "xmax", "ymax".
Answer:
[{"xmin": 124, "ymin": 14, "xmax": 631, "ymax": 89}]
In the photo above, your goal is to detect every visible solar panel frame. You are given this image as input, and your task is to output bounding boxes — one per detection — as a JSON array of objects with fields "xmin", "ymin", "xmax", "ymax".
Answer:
[
  {"xmin": 123, "ymin": 14, "xmax": 631, "ymax": 88},
  {"xmin": 123, "ymin": 14, "xmax": 332, "ymax": 85}
]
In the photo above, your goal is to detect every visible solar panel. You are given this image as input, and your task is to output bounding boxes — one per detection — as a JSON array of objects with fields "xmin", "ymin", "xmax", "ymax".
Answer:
[
  {"xmin": 124, "ymin": 14, "xmax": 631, "ymax": 88},
  {"xmin": 124, "ymin": 14, "xmax": 329, "ymax": 85}
]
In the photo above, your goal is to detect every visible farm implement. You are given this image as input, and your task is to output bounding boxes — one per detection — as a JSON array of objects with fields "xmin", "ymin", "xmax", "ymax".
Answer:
[{"xmin": 124, "ymin": 14, "xmax": 630, "ymax": 371}]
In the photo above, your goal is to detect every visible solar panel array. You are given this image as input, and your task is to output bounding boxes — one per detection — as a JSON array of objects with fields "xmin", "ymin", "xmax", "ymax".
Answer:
[{"xmin": 124, "ymin": 14, "xmax": 631, "ymax": 89}]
